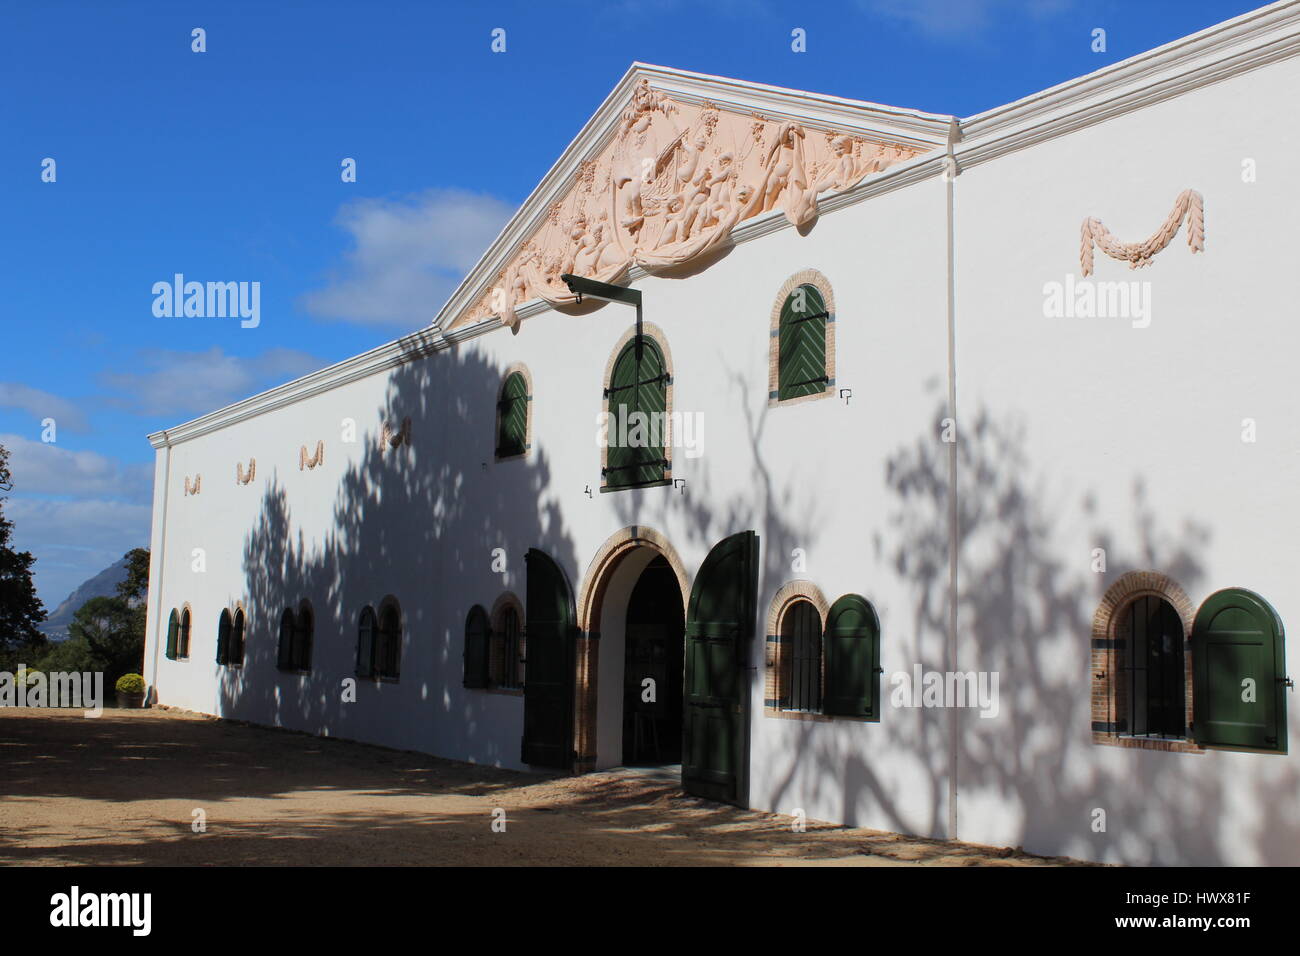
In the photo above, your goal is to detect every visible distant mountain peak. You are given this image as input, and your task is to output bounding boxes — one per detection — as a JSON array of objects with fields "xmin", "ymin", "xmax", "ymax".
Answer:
[{"xmin": 38, "ymin": 557, "xmax": 131, "ymax": 642}]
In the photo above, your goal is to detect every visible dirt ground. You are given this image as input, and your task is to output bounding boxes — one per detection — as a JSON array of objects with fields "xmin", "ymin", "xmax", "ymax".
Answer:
[{"xmin": 0, "ymin": 708, "xmax": 1093, "ymax": 866}]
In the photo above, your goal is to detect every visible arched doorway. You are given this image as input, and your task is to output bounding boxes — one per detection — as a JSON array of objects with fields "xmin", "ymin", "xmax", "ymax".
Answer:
[
  {"xmin": 621, "ymin": 556, "xmax": 685, "ymax": 765},
  {"xmin": 575, "ymin": 526, "xmax": 689, "ymax": 772}
]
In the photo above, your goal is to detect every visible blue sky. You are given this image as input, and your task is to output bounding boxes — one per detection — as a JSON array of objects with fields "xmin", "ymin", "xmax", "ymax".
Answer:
[{"xmin": 0, "ymin": 0, "xmax": 1265, "ymax": 610}]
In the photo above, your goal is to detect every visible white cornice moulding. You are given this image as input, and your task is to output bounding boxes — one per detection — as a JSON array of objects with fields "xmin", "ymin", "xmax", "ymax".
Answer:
[
  {"xmin": 147, "ymin": 326, "xmax": 448, "ymax": 449},
  {"xmin": 957, "ymin": 0, "xmax": 1300, "ymax": 168}
]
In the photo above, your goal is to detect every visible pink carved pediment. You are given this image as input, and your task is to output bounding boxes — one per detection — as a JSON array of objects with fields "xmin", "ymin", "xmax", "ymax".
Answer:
[{"xmin": 449, "ymin": 79, "xmax": 923, "ymax": 334}]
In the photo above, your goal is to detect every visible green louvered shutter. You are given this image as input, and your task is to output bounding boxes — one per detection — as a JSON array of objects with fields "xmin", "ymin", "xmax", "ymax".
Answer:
[
  {"xmin": 231, "ymin": 610, "xmax": 245, "ymax": 665},
  {"xmin": 463, "ymin": 606, "xmax": 490, "ymax": 688},
  {"xmin": 216, "ymin": 610, "xmax": 231, "ymax": 665},
  {"xmin": 277, "ymin": 609, "xmax": 295, "ymax": 670},
  {"xmin": 165, "ymin": 609, "xmax": 179, "ymax": 660},
  {"xmin": 357, "ymin": 607, "xmax": 376, "ymax": 678},
  {"xmin": 1193, "ymin": 588, "xmax": 1287, "ymax": 752},
  {"xmin": 823, "ymin": 594, "xmax": 881, "ymax": 718},
  {"xmin": 296, "ymin": 608, "xmax": 314, "ymax": 671},
  {"xmin": 605, "ymin": 338, "xmax": 667, "ymax": 488},
  {"xmin": 497, "ymin": 373, "xmax": 528, "ymax": 458},
  {"xmin": 778, "ymin": 285, "xmax": 828, "ymax": 401}
]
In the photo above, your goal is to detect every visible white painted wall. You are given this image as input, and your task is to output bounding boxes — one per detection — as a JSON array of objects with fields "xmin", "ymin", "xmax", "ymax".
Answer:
[
  {"xmin": 949, "ymin": 50, "xmax": 1300, "ymax": 866},
  {"xmin": 142, "ymin": 26, "xmax": 1300, "ymax": 866}
]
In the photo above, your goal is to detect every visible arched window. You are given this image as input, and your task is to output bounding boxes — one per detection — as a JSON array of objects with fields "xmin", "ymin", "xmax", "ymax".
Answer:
[
  {"xmin": 780, "ymin": 600, "xmax": 822, "ymax": 712},
  {"xmin": 358, "ymin": 599, "xmax": 402, "ymax": 681},
  {"xmin": 179, "ymin": 607, "xmax": 192, "ymax": 659},
  {"xmin": 277, "ymin": 608, "xmax": 296, "ymax": 670},
  {"xmin": 494, "ymin": 604, "xmax": 523, "ymax": 690},
  {"xmin": 165, "ymin": 608, "xmax": 180, "ymax": 660},
  {"xmin": 295, "ymin": 602, "xmax": 314, "ymax": 672},
  {"xmin": 495, "ymin": 368, "xmax": 531, "ymax": 461},
  {"xmin": 216, "ymin": 609, "xmax": 233, "ymax": 665},
  {"xmin": 603, "ymin": 331, "xmax": 670, "ymax": 490},
  {"xmin": 769, "ymin": 271, "xmax": 835, "ymax": 406},
  {"xmin": 1091, "ymin": 571, "xmax": 1195, "ymax": 751},
  {"xmin": 230, "ymin": 608, "xmax": 245, "ymax": 666},
  {"xmin": 463, "ymin": 605, "xmax": 490, "ymax": 688},
  {"xmin": 1118, "ymin": 595, "xmax": 1185, "ymax": 739}
]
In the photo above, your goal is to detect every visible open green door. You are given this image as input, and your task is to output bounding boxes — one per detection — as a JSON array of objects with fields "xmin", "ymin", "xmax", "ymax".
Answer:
[
  {"xmin": 683, "ymin": 530, "xmax": 758, "ymax": 804},
  {"xmin": 522, "ymin": 548, "xmax": 576, "ymax": 768}
]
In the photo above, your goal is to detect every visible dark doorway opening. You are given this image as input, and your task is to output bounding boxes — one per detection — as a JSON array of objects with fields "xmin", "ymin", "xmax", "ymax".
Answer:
[{"xmin": 622, "ymin": 556, "xmax": 684, "ymax": 765}]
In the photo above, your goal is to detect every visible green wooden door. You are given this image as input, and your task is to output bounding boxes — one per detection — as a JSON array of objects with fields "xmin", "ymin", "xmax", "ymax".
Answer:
[
  {"xmin": 522, "ymin": 548, "xmax": 576, "ymax": 768},
  {"xmin": 1193, "ymin": 588, "xmax": 1287, "ymax": 752},
  {"xmin": 683, "ymin": 530, "xmax": 758, "ymax": 804}
]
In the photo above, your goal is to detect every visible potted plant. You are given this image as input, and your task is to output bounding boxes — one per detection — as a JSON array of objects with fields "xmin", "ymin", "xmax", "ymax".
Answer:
[{"xmin": 115, "ymin": 673, "xmax": 146, "ymax": 709}]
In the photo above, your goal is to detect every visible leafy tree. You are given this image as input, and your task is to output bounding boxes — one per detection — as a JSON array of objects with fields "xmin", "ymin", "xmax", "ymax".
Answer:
[
  {"xmin": 115, "ymin": 547, "xmax": 150, "ymax": 653},
  {"xmin": 65, "ymin": 595, "xmax": 141, "ymax": 686},
  {"xmin": 0, "ymin": 442, "xmax": 47, "ymax": 662}
]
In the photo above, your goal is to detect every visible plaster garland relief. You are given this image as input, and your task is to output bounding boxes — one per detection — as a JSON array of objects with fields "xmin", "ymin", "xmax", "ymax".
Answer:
[
  {"xmin": 1080, "ymin": 188, "xmax": 1204, "ymax": 277},
  {"xmin": 380, "ymin": 417, "xmax": 412, "ymax": 451},
  {"xmin": 183, "ymin": 475, "xmax": 201, "ymax": 496},
  {"xmin": 235, "ymin": 458, "xmax": 256, "ymax": 485},
  {"xmin": 449, "ymin": 79, "xmax": 923, "ymax": 334},
  {"xmin": 299, "ymin": 441, "xmax": 325, "ymax": 471}
]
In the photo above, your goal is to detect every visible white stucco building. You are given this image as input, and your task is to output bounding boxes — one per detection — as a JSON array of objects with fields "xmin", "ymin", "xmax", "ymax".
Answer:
[{"xmin": 144, "ymin": 2, "xmax": 1299, "ymax": 865}]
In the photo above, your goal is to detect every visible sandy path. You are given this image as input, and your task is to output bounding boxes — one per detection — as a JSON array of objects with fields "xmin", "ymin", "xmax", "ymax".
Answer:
[{"xmin": 0, "ymin": 709, "xmax": 1091, "ymax": 866}]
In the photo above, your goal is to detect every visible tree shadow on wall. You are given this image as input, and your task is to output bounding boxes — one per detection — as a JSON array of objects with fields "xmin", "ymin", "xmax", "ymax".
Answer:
[
  {"xmin": 748, "ymin": 382, "xmax": 1260, "ymax": 864},
  {"xmin": 216, "ymin": 336, "xmax": 579, "ymax": 772}
]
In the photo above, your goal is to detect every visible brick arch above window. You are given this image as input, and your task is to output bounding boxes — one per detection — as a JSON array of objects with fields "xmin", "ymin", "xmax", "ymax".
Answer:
[
  {"xmin": 489, "ymin": 591, "xmax": 525, "ymax": 691},
  {"xmin": 1091, "ymin": 570, "xmax": 1200, "ymax": 753},
  {"xmin": 764, "ymin": 581, "xmax": 830, "ymax": 720},
  {"xmin": 769, "ymin": 268, "xmax": 836, "ymax": 407}
]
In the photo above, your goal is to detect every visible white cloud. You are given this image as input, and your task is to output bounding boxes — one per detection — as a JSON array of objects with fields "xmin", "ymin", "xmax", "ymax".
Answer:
[
  {"xmin": 0, "ymin": 383, "xmax": 90, "ymax": 433},
  {"xmin": 100, "ymin": 346, "xmax": 322, "ymax": 418},
  {"xmin": 0, "ymin": 434, "xmax": 153, "ymax": 504},
  {"xmin": 299, "ymin": 188, "xmax": 515, "ymax": 328},
  {"xmin": 4, "ymin": 496, "xmax": 151, "ymax": 613},
  {"xmin": 860, "ymin": 0, "xmax": 1073, "ymax": 41}
]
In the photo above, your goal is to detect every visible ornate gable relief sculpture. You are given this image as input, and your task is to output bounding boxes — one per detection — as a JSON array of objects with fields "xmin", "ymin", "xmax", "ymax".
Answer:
[
  {"xmin": 1080, "ymin": 189, "xmax": 1204, "ymax": 277},
  {"xmin": 299, "ymin": 441, "xmax": 325, "ymax": 471},
  {"xmin": 235, "ymin": 458, "xmax": 256, "ymax": 485},
  {"xmin": 451, "ymin": 79, "xmax": 923, "ymax": 334},
  {"xmin": 381, "ymin": 417, "xmax": 412, "ymax": 451}
]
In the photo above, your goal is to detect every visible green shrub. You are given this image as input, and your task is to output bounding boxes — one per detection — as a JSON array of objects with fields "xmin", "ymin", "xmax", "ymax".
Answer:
[{"xmin": 115, "ymin": 673, "xmax": 145, "ymax": 695}]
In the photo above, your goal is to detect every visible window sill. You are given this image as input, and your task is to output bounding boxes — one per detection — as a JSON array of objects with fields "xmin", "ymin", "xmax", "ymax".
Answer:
[
  {"xmin": 484, "ymin": 686, "xmax": 524, "ymax": 697},
  {"xmin": 764, "ymin": 707, "xmax": 877, "ymax": 723},
  {"xmin": 601, "ymin": 477, "xmax": 672, "ymax": 494},
  {"xmin": 1092, "ymin": 733, "xmax": 1204, "ymax": 754}
]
